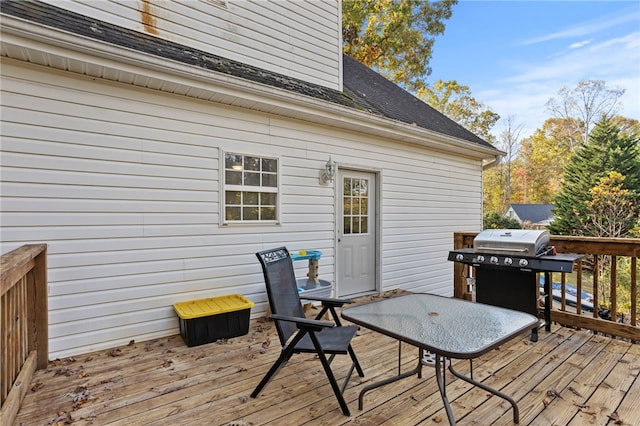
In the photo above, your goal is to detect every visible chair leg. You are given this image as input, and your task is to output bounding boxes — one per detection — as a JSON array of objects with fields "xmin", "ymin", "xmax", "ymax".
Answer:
[
  {"xmin": 251, "ymin": 332, "xmax": 304, "ymax": 398},
  {"xmin": 250, "ymin": 347, "xmax": 294, "ymax": 398},
  {"xmin": 341, "ymin": 362, "xmax": 356, "ymax": 394},
  {"xmin": 314, "ymin": 306, "xmax": 330, "ymax": 321},
  {"xmin": 348, "ymin": 345, "xmax": 365, "ymax": 377},
  {"xmin": 340, "ymin": 345, "xmax": 364, "ymax": 393},
  {"xmin": 309, "ymin": 331, "xmax": 351, "ymax": 416},
  {"xmin": 322, "ymin": 345, "xmax": 363, "ymax": 395}
]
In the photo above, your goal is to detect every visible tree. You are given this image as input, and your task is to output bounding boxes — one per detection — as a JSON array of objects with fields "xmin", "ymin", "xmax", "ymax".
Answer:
[
  {"xmin": 483, "ymin": 211, "xmax": 521, "ymax": 230},
  {"xmin": 610, "ymin": 116, "xmax": 640, "ymax": 137},
  {"xmin": 549, "ymin": 119, "xmax": 640, "ymax": 236},
  {"xmin": 496, "ymin": 116, "xmax": 523, "ymax": 205},
  {"xmin": 483, "ymin": 166, "xmax": 506, "ymax": 214},
  {"xmin": 342, "ymin": 0, "xmax": 457, "ymax": 91},
  {"xmin": 546, "ymin": 80, "xmax": 625, "ymax": 148},
  {"xmin": 416, "ymin": 80, "xmax": 500, "ymax": 142},
  {"xmin": 512, "ymin": 119, "xmax": 577, "ymax": 203},
  {"xmin": 582, "ymin": 172, "xmax": 639, "ymax": 238},
  {"xmin": 481, "ymin": 117, "xmax": 521, "ymax": 213}
]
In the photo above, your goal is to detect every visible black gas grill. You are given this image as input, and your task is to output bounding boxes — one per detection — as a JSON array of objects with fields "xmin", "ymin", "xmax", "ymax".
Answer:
[{"xmin": 448, "ymin": 230, "xmax": 583, "ymax": 341}]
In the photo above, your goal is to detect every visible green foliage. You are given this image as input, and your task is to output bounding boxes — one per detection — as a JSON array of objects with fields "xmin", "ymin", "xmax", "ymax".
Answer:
[
  {"xmin": 600, "ymin": 256, "xmax": 639, "ymax": 317},
  {"xmin": 342, "ymin": 0, "xmax": 457, "ymax": 91},
  {"xmin": 511, "ymin": 119, "xmax": 578, "ymax": 204},
  {"xmin": 549, "ymin": 119, "xmax": 640, "ymax": 236},
  {"xmin": 483, "ymin": 211, "xmax": 521, "ymax": 230},
  {"xmin": 583, "ymin": 172, "xmax": 639, "ymax": 237},
  {"xmin": 483, "ymin": 166, "xmax": 508, "ymax": 214},
  {"xmin": 417, "ymin": 80, "xmax": 500, "ymax": 142}
]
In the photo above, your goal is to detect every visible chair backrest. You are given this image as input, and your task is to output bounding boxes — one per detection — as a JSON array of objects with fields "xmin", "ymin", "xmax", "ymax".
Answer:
[{"xmin": 256, "ymin": 247, "xmax": 305, "ymax": 346}]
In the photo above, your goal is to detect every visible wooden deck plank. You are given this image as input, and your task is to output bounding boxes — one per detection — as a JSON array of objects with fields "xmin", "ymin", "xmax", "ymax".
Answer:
[
  {"xmin": 527, "ymin": 335, "xmax": 628, "ymax": 425},
  {"xmin": 568, "ymin": 338, "xmax": 640, "ymax": 425},
  {"xmin": 373, "ymin": 332, "xmax": 548, "ymax": 426},
  {"xmin": 613, "ymin": 343, "xmax": 640, "ymax": 426},
  {"xmin": 23, "ymin": 336, "xmax": 270, "ymax": 423},
  {"xmin": 458, "ymin": 326, "xmax": 587, "ymax": 425},
  {"xmin": 150, "ymin": 326, "xmax": 404, "ymax": 422},
  {"xmin": 12, "ymin": 292, "xmax": 640, "ymax": 426}
]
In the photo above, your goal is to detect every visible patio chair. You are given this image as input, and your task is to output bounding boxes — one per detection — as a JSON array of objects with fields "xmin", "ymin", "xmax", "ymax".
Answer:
[{"xmin": 251, "ymin": 247, "xmax": 364, "ymax": 416}]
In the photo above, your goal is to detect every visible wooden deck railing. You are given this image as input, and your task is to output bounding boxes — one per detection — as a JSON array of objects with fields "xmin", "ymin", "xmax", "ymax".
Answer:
[
  {"xmin": 1, "ymin": 244, "xmax": 48, "ymax": 425},
  {"xmin": 452, "ymin": 232, "xmax": 639, "ymax": 341}
]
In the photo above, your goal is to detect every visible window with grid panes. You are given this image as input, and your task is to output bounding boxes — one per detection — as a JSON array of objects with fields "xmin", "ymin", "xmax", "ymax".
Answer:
[{"xmin": 224, "ymin": 153, "xmax": 278, "ymax": 223}]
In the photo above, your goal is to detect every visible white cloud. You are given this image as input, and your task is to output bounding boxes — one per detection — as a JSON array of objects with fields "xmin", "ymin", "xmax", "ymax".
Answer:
[
  {"xmin": 483, "ymin": 30, "xmax": 640, "ymax": 139},
  {"xmin": 568, "ymin": 39, "xmax": 592, "ymax": 49},
  {"xmin": 520, "ymin": 7, "xmax": 638, "ymax": 45}
]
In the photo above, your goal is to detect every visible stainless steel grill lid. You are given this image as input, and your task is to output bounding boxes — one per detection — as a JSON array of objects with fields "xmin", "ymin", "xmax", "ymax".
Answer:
[{"xmin": 473, "ymin": 229, "xmax": 550, "ymax": 256}]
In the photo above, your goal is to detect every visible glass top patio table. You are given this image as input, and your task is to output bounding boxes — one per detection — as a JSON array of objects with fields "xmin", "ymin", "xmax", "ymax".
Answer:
[
  {"xmin": 341, "ymin": 293, "xmax": 538, "ymax": 359},
  {"xmin": 341, "ymin": 293, "xmax": 538, "ymax": 424}
]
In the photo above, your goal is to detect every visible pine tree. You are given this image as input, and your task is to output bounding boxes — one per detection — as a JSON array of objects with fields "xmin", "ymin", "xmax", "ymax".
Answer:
[{"xmin": 548, "ymin": 119, "xmax": 640, "ymax": 236}]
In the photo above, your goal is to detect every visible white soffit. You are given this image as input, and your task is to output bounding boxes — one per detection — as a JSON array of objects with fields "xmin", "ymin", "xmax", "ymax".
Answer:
[{"xmin": 1, "ymin": 14, "xmax": 501, "ymax": 160}]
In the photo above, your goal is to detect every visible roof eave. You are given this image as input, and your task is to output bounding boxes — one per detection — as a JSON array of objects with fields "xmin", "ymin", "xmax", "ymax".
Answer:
[{"xmin": 1, "ymin": 13, "xmax": 502, "ymax": 160}]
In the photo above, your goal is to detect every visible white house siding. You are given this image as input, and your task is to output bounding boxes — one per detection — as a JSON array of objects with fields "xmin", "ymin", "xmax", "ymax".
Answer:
[
  {"xmin": 38, "ymin": 0, "xmax": 342, "ymax": 90},
  {"xmin": 275, "ymin": 120, "xmax": 484, "ymax": 296},
  {"xmin": 1, "ymin": 59, "xmax": 482, "ymax": 359}
]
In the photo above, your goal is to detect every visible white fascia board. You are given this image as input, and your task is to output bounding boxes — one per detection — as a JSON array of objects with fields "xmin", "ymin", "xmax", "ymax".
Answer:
[{"xmin": 1, "ymin": 14, "xmax": 503, "ymax": 161}]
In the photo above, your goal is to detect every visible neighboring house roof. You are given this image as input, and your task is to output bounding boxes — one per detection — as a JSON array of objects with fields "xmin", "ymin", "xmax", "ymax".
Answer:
[
  {"xmin": 1, "ymin": 0, "xmax": 494, "ymax": 150},
  {"xmin": 507, "ymin": 204, "xmax": 554, "ymax": 225}
]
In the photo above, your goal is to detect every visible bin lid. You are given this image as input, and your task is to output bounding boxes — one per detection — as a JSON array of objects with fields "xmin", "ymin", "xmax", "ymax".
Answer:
[{"xmin": 173, "ymin": 294, "xmax": 254, "ymax": 319}]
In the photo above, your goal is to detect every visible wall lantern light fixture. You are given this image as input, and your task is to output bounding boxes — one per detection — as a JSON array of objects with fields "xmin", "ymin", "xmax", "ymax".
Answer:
[{"xmin": 320, "ymin": 156, "xmax": 337, "ymax": 185}]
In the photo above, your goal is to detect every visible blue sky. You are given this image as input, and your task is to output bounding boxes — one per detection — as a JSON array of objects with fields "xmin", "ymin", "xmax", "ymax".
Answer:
[{"xmin": 427, "ymin": 1, "xmax": 640, "ymax": 139}]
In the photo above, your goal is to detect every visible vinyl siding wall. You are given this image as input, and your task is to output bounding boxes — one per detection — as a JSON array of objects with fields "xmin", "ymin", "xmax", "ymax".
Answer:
[
  {"xmin": 1, "ymin": 60, "xmax": 482, "ymax": 359},
  {"xmin": 38, "ymin": 0, "xmax": 342, "ymax": 90}
]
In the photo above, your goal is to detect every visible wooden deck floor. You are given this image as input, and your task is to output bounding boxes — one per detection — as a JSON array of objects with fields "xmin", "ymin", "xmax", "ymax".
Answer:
[{"xmin": 14, "ymin": 293, "xmax": 640, "ymax": 426}]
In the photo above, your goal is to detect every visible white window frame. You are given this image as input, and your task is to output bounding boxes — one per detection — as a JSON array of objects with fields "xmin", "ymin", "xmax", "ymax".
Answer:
[{"xmin": 221, "ymin": 151, "xmax": 280, "ymax": 226}]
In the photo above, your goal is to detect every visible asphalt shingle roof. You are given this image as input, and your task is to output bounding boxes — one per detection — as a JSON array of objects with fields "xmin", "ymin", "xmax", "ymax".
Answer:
[
  {"xmin": 509, "ymin": 204, "xmax": 555, "ymax": 224},
  {"xmin": 342, "ymin": 55, "xmax": 492, "ymax": 147},
  {"xmin": 1, "ymin": 0, "xmax": 494, "ymax": 149}
]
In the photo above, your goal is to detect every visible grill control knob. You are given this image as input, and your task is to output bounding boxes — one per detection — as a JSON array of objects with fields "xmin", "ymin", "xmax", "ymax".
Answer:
[
  {"xmin": 490, "ymin": 256, "xmax": 499, "ymax": 264},
  {"xmin": 504, "ymin": 257, "xmax": 513, "ymax": 265},
  {"xmin": 477, "ymin": 255, "xmax": 485, "ymax": 263},
  {"xmin": 519, "ymin": 259, "xmax": 529, "ymax": 267},
  {"xmin": 456, "ymin": 254, "xmax": 464, "ymax": 262}
]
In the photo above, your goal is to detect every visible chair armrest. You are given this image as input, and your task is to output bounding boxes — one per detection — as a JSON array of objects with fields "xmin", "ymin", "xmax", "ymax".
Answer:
[
  {"xmin": 300, "ymin": 296, "xmax": 353, "ymax": 307},
  {"xmin": 269, "ymin": 314, "xmax": 335, "ymax": 332}
]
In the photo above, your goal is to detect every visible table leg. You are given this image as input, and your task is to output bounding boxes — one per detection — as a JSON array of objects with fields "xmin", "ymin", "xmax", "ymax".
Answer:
[
  {"xmin": 448, "ymin": 361, "xmax": 520, "ymax": 424},
  {"xmin": 358, "ymin": 347, "xmax": 423, "ymax": 410},
  {"xmin": 434, "ymin": 354, "xmax": 456, "ymax": 425}
]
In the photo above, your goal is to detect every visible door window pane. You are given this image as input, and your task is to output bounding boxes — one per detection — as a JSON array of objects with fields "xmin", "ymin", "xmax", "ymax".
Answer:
[{"xmin": 343, "ymin": 177, "xmax": 369, "ymax": 235}]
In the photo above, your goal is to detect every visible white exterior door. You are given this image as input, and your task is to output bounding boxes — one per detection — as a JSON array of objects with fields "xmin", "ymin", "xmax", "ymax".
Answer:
[{"xmin": 337, "ymin": 170, "xmax": 377, "ymax": 296}]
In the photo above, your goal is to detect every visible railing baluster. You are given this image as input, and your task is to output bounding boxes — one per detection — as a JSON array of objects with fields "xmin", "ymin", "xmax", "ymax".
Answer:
[
  {"xmin": 576, "ymin": 261, "xmax": 583, "ymax": 316},
  {"xmin": 593, "ymin": 255, "xmax": 599, "ymax": 320},
  {"xmin": 560, "ymin": 273, "xmax": 566, "ymax": 311},
  {"xmin": 610, "ymin": 256, "xmax": 617, "ymax": 323},
  {"xmin": 632, "ymin": 257, "xmax": 637, "ymax": 328}
]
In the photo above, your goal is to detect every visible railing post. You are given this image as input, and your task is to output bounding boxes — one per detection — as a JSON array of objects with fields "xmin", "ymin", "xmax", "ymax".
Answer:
[
  {"xmin": 452, "ymin": 232, "xmax": 476, "ymax": 300},
  {"xmin": 1, "ymin": 243, "xmax": 48, "ymax": 424},
  {"xmin": 452, "ymin": 233, "xmax": 465, "ymax": 299},
  {"xmin": 32, "ymin": 246, "xmax": 48, "ymax": 369}
]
